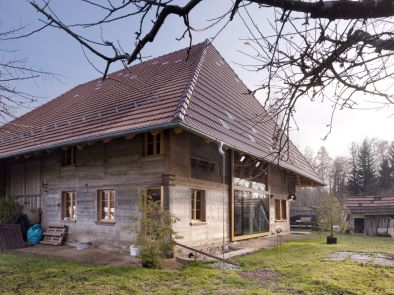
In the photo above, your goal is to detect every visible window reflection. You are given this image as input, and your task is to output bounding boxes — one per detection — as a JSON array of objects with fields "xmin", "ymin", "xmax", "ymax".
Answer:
[{"xmin": 234, "ymin": 190, "xmax": 270, "ymax": 236}]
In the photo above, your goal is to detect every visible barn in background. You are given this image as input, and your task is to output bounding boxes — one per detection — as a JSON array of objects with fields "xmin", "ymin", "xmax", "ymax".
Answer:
[{"xmin": 346, "ymin": 196, "xmax": 394, "ymax": 237}]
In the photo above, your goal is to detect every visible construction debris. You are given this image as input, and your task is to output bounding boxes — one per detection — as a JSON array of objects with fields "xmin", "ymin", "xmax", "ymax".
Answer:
[
  {"xmin": 41, "ymin": 225, "xmax": 68, "ymax": 246},
  {"xmin": 0, "ymin": 224, "xmax": 25, "ymax": 251}
]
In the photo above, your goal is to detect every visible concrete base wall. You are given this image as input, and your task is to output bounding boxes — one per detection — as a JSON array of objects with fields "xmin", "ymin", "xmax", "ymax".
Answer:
[{"xmin": 170, "ymin": 178, "xmax": 230, "ymax": 253}]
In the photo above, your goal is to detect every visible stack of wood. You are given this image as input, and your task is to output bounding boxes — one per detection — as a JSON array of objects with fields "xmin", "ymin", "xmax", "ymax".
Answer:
[{"xmin": 41, "ymin": 225, "xmax": 68, "ymax": 246}]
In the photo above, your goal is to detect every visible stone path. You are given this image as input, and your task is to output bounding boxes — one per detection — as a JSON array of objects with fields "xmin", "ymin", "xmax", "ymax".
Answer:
[{"xmin": 325, "ymin": 251, "xmax": 394, "ymax": 267}]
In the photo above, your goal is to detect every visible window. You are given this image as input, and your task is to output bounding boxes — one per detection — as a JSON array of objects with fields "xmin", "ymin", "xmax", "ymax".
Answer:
[
  {"xmin": 97, "ymin": 190, "xmax": 115, "ymax": 222},
  {"xmin": 62, "ymin": 192, "xmax": 76, "ymax": 220},
  {"xmin": 143, "ymin": 187, "xmax": 162, "ymax": 205},
  {"xmin": 234, "ymin": 190, "xmax": 269, "ymax": 236},
  {"xmin": 191, "ymin": 190, "xmax": 206, "ymax": 222},
  {"xmin": 62, "ymin": 146, "xmax": 76, "ymax": 166},
  {"xmin": 275, "ymin": 199, "xmax": 287, "ymax": 221},
  {"xmin": 144, "ymin": 131, "xmax": 163, "ymax": 156}
]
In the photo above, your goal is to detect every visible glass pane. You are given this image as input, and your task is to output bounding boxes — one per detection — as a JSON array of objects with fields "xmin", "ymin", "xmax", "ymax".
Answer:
[
  {"xmin": 71, "ymin": 193, "xmax": 76, "ymax": 219},
  {"xmin": 102, "ymin": 192, "xmax": 109, "ymax": 220},
  {"xmin": 146, "ymin": 133, "xmax": 154, "ymax": 155},
  {"xmin": 275, "ymin": 199, "xmax": 281, "ymax": 220},
  {"xmin": 233, "ymin": 177, "xmax": 266, "ymax": 191},
  {"xmin": 191, "ymin": 194, "xmax": 195, "ymax": 219},
  {"xmin": 147, "ymin": 188, "xmax": 161, "ymax": 204},
  {"xmin": 234, "ymin": 190, "xmax": 270, "ymax": 237},
  {"xmin": 156, "ymin": 134, "xmax": 161, "ymax": 154},
  {"xmin": 147, "ymin": 143, "xmax": 154, "ymax": 155},
  {"xmin": 281, "ymin": 200, "xmax": 287, "ymax": 220},
  {"xmin": 110, "ymin": 191, "xmax": 115, "ymax": 220}
]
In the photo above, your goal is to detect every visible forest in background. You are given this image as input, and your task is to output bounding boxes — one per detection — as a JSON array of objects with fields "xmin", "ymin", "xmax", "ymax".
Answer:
[{"xmin": 295, "ymin": 138, "xmax": 394, "ymax": 212}]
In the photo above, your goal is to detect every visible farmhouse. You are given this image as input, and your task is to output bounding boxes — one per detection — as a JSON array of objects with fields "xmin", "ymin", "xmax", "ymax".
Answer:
[
  {"xmin": 0, "ymin": 41, "xmax": 323, "ymax": 250},
  {"xmin": 346, "ymin": 196, "xmax": 394, "ymax": 237}
]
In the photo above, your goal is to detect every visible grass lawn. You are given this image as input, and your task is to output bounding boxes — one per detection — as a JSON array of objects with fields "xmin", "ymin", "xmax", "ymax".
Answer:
[{"xmin": 0, "ymin": 233, "xmax": 393, "ymax": 295}]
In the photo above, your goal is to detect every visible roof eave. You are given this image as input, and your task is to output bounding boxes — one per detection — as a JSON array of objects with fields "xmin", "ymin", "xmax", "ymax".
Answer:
[
  {"xmin": 178, "ymin": 122, "xmax": 325, "ymax": 186},
  {"xmin": 0, "ymin": 122, "xmax": 179, "ymax": 160}
]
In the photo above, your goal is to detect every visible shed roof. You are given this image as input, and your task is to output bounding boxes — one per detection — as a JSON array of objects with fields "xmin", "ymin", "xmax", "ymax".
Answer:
[
  {"xmin": 0, "ymin": 41, "xmax": 323, "ymax": 185},
  {"xmin": 346, "ymin": 196, "xmax": 394, "ymax": 216}
]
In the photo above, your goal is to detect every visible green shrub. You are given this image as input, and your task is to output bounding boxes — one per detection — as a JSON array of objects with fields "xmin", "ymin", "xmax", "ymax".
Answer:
[
  {"xmin": 0, "ymin": 197, "xmax": 23, "ymax": 224},
  {"xmin": 131, "ymin": 190, "xmax": 181, "ymax": 268},
  {"xmin": 317, "ymin": 195, "xmax": 346, "ymax": 237}
]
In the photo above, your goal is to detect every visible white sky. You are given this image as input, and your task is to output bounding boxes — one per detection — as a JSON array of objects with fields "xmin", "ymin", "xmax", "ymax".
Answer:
[{"xmin": 1, "ymin": 1, "xmax": 393, "ymax": 158}]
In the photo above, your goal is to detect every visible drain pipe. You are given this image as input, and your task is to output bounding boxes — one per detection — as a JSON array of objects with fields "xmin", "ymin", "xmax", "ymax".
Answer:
[{"xmin": 218, "ymin": 142, "xmax": 226, "ymax": 259}]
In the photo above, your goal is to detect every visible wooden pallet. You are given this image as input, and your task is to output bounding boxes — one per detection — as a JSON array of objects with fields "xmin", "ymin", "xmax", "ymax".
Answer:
[{"xmin": 41, "ymin": 225, "xmax": 68, "ymax": 246}]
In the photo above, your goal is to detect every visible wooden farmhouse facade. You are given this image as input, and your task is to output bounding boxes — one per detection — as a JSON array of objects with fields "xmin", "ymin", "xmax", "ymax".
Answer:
[{"xmin": 0, "ymin": 41, "xmax": 323, "ymax": 250}]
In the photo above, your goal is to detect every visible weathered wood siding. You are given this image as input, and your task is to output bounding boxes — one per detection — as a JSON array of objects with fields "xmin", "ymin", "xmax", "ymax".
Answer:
[
  {"xmin": 45, "ymin": 135, "xmax": 168, "ymax": 249},
  {"xmin": 5, "ymin": 159, "xmax": 41, "ymax": 208},
  {"xmin": 3, "ymin": 128, "xmax": 295, "ymax": 249},
  {"xmin": 269, "ymin": 167, "xmax": 293, "ymax": 233},
  {"xmin": 168, "ymin": 131, "xmax": 230, "ymax": 249}
]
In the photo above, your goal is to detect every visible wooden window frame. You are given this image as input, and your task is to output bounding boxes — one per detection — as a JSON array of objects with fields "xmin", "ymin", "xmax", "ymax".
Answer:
[
  {"xmin": 62, "ymin": 146, "xmax": 76, "ymax": 167},
  {"xmin": 191, "ymin": 189, "xmax": 206, "ymax": 222},
  {"xmin": 144, "ymin": 131, "xmax": 164, "ymax": 156},
  {"xmin": 275, "ymin": 199, "xmax": 287, "ymax": 221},
  {"xmin": 97, "ymin": 190, "xmax": 116, "ymax": 223},
  {"xmin": 62, "ymin": 191, "xmax": 76, "ymax": 221}
]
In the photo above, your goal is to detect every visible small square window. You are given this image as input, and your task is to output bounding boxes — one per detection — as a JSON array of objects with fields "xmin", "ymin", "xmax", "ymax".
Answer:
[
  {"xmin": 144, "ymin": 131, "xmax": 163, "ymax": 156},
  {"xmin": 97, "ymin": 190, "xmax": 115, "ymax": 222},
  {"xmin": 62, "ymin": 146, "xmax": 76, "ymax": 166},
  {"xmin": 143, "ymin": 187, "xmax": 162, "ymax": 205},
  {"xmin": 62, "ymin": 192, "xmax": 76, "ymax": 220},
  {"xmin": 191, "ymin": 190, "xmax": 206, "ymax": 222}
]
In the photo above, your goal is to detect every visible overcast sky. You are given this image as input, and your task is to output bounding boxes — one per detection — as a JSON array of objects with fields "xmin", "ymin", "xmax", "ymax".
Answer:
[{"xmin": 1, "ymin": 1, "xmax": 393, "ymax": 158}]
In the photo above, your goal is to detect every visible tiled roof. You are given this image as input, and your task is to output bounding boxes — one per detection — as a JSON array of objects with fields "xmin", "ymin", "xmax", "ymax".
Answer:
[
  {"xmin": 346, "ymin": 196, "xmax": 394, "ymax": 216},
  {"xmin": 0, "ymin": 41, "xmax": 323, "ymax": 185}
]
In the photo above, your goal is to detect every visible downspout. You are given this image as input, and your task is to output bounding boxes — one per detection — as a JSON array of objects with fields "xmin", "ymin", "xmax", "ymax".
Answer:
[{"xmin": 218, "ymin": 142, "xmax": 226, "ymax": 259}]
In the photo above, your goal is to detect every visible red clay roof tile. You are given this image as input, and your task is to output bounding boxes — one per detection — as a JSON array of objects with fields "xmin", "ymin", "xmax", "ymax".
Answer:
[{"xmin": 0, "ymin": 41, "xmax": 323, "ymax": 185}]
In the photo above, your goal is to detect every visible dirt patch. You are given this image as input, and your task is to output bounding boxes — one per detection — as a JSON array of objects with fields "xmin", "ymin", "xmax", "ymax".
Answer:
[
  {"xmin": 240, "ymin": 268, "xmax": 282, "ymax": 282},
  {"xmin": 161, "ymin": 258, "xmax": 183, "ymax": 270},
  {"xmin": 239, "ymin": 268, "xmax": 306, "ymax": 294},
  {"xmin": 14, "ymin": 244, "xmax": 182, "ymax": 269}
]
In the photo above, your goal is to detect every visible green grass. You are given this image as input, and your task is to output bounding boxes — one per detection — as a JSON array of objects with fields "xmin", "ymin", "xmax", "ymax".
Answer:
[{"xmin": 0, "ymin": 233, "xmax": 393, "ymax": 294}]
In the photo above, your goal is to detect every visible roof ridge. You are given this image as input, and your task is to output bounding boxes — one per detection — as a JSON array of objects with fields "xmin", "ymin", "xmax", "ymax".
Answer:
[{"xmin": 173, "ymin": 39, "xmax": 209, "ymax": 122}]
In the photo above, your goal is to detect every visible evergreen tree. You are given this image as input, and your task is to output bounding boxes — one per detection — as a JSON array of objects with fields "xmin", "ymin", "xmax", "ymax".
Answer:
[
  {"xmin": 357, "ymin": 139, "xmax": 377, "ymax": 195},
  {"xmin": 378, "ymin": 157, "xmax": 392, "ymax": 191}
]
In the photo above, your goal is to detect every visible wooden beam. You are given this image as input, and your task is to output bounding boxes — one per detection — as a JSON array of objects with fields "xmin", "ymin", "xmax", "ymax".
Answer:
[
  {"xmin": 151, "ymin": 129, "xmax": 161, "ymax": 136},
  {"xmin": 296, "ymin": 175, "xmax": 302, "ymax": 186},
  {"xmin": 76, "ymin": 144, "xmax": 86, "ymax": 151},
  {"xmin": 103, "ymin": 138, "xmax": 112, "ymax": 144},
  {"xmin": 87, "ymin": 141, "xmax": 96, "ymax": 146},
  {"xmin": 125, "ymin": 133, "xmax": 136, "ymax": 140},
  {"xmin": 174, "ymin": 127, "xmax": 183, "ymax": 134},
  {"xmin": 46, "ymin": 149, "xmax": 53, "ymax": 154},
  {"xmin": 203, "ymin": 138, "xmax": 211, "ymax": 144}
]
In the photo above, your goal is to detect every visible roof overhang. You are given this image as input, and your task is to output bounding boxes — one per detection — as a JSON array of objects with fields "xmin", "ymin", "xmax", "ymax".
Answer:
[
  {"xmin": 177, "ymin": 122, "xmax": 325, "ymax": 186},
  {"xmin": 0, "ymin": 122, "xmax": 325, "ymax": 187}
]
